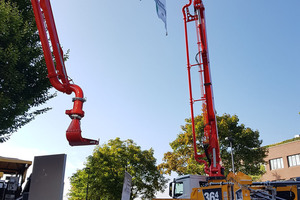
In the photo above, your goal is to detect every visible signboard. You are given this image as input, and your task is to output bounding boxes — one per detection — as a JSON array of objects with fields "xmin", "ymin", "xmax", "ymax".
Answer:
[
  {"xmin": 235, "ymin": 189, "xmax": 243, "ymax": 200},
  {"xmin": 121, "ymin": 171, "xmax": 132, "ymax": 200},
  {"xmin": 29, "ymin": 154, "xmax": 66, "ymax": 200},
  {"xmin": 202, "ymin": 188, "xmax": 222, "ymax": 200}
]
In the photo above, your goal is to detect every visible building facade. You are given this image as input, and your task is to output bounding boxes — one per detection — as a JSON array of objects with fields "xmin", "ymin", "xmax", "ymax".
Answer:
[{"xmin": 261, "ymin": 139, "xmax": 300, "ymax": 181}]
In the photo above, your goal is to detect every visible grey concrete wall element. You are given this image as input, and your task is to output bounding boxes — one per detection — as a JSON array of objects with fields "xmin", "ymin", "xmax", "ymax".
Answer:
[{"xmin": 28, "ymin": 154, "xmax": 67, "ymax": 200}]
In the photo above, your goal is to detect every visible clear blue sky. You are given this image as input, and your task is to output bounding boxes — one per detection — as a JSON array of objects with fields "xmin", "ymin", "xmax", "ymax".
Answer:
[{"xmin": 1, "ymin": 0, "xmax": 299, "ymax": 198}]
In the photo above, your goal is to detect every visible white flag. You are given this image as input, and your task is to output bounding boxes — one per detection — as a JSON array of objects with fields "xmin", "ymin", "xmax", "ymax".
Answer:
[{"xmin": 154, "ymin": 0, "xmax": 167, "ymax": 34}]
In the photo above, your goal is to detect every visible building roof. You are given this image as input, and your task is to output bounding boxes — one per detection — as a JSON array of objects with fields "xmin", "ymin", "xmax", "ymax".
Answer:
[
  {"xmin": 265, "ymin": 136, "xmax": 300, "ymax": 148},
  {"xmin": 0, "ymin": 156, "xmax": 32, "ymax": 184}
]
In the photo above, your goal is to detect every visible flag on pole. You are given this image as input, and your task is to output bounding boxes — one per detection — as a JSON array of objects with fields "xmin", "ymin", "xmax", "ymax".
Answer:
[
  {"xmin": 154, "ymin": 0, "xmax": 167, "ymax": 35},
  {"xmin": 121, "ymin": 171, "xmax": 132, "ymax": 200}
]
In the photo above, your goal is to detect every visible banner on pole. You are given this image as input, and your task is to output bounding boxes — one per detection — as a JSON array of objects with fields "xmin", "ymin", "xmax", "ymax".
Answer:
[
  {"xmin": 121, "ymin": 171, "xmax": 132, "ymax": 200},
  {"xmin": 154, "ymin": 0, "xmax": 167, "ymax": 34}
]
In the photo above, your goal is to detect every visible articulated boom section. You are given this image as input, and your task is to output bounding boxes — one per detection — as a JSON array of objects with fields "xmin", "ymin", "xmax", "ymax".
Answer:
[
  {"xmin": 31, "ymin": 0, "xmax": 98, "ymax": 146},
  {"xmin": 182, "ymin": 0, "xmax": 223, "ymax": 177}
]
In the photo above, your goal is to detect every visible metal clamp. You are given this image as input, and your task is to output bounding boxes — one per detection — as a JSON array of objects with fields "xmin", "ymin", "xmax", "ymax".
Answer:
[
  {"xmin": 72, "ymin": 97, "xmax": 86, "ymax": 102},
  {"xmin": 70, "ymin": 114, "xmax": 82, "ymax": 120}
]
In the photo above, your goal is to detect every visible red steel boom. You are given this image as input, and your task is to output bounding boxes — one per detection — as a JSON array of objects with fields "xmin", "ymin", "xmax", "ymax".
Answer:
[
  {"xmin": 182, "ymin": 0, "xmax": 224, "ymax": 177},
  {"xmin": 31, "ymin": 0, "xmax": 98, "ymax": 146}
]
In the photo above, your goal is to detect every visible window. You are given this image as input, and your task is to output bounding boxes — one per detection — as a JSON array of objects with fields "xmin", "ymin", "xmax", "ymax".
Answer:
[
  {"xmin": 174, "ymin": 182, "xmax": 184, "ymax": 197},
  {"xmin": 288, "ymin": 154, "xmax": 300, "ymax": 167},
  {"xmin": 269, "ymin": 158, "xmax": 284, "ymax": 170}
]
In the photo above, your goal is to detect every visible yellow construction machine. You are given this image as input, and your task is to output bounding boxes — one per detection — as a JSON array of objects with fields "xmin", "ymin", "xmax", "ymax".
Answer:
[
  {"xmin": 155, "ymin": 0, "xmax": 300, "ymax": 199},
  {"xmin": 0, "ymin": 156, "xmax": 32, "ymax": 200}
]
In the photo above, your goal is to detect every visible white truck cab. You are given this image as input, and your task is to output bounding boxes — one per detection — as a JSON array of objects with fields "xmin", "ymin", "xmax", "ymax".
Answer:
[{"xmin": 169, "ymin": 175, "xmax": 207, "ymax": 199}]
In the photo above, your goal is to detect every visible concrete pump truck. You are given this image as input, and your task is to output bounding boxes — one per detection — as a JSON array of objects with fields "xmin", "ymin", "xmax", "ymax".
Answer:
[{"xmin": 157, "ymin": 1, "xmax": 300, "ymax": 200}]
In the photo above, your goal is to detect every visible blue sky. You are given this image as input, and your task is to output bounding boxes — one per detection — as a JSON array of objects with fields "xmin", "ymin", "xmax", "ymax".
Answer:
[{"xmin": 1, "ymin": 0, "xmax": 300, "ymax": 198}]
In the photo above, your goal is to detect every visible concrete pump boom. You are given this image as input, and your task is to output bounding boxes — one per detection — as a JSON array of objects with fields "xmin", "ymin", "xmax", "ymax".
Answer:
[
  {"xmin": 31, "ymin": 0, "xmax": 99, "ymax": 146},
  {"xmin": 182, "ymin": 0, "xmax": 224, "ymax": 177}
]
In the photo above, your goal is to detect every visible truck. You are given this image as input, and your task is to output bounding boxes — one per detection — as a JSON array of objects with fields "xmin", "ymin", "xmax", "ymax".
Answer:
[
  {"xmin": 157, "ymin": 0, "xmax": 300, "ymax": 199},
  {"xmin": 167, "ymin": 173, "xmax": 300, "ymax": 200}
]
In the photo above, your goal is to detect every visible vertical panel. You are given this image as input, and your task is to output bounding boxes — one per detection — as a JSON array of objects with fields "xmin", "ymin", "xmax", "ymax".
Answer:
[{"xmin": 29, "ymin": 154, "xmax": 67, "ymax": 200}]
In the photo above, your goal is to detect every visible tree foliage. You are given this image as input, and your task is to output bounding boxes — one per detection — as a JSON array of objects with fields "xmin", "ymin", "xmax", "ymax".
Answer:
[
  {"xmin": 0, "ymin": 0, "xmax": 55, "ymax": 142},
  {"xmin": 158, "ymin": 114, "xmax": 268, "ymax": 176},
  {"xmin": 69, "ymin": 138, "xmax": 168, "ymax": 200}
]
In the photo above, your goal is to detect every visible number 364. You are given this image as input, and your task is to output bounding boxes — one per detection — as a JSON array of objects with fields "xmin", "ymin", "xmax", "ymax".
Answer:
[{"xmin": 203, "ymin": 191, "xmax": 220, "ymax": 200}]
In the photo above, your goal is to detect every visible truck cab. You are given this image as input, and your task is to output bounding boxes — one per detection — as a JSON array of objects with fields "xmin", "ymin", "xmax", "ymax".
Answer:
[{"xmin": 169, "ymin": 175, "xmax": 207, "ymax": 199}]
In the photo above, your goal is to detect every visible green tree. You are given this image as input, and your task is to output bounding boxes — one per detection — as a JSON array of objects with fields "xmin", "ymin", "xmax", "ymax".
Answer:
[
  {"xmin": 158, "ymin": 114, "xmax": 267, "ymax": 176},
  {"xmin": 0, "ymin": 0, "xmax": 55, "ymax": 142},
  {"xmin": 69, "ymin": 138, "xmax": 168, "ymax": 200}
]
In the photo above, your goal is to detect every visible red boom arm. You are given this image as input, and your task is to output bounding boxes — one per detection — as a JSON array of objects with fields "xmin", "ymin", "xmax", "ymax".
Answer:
[
  {"xmin": 182, "ymin": 0, "xmax": 224, "ymax": 177},
  {"xmin": 31, "ymin": 0, "xmax": 99, "ymax": 146}
]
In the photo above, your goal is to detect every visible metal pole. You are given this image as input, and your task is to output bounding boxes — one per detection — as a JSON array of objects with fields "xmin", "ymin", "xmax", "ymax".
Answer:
[
  {"xmin": 229, "ymin": 140, "xmax": 235, "ymax": 174},
  {"xmin": 86, "ymin": 168, "xmax": 90, "ymax": 200},
  {"xmin": 225, "ymin": 137, "xmax": 235, "ymax": 174}
]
